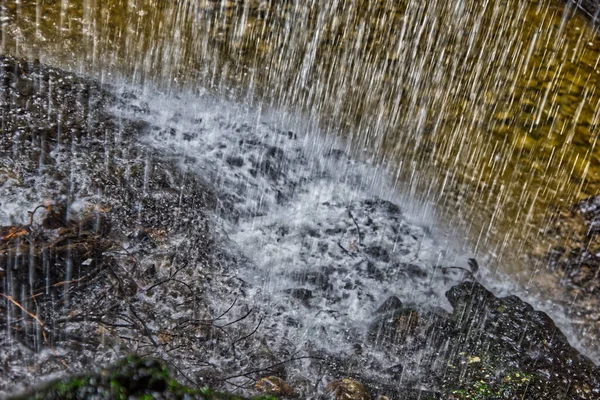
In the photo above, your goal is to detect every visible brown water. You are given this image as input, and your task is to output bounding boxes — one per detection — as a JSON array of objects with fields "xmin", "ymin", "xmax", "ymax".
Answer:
[{"xmin": 2, "ymin": 0, "xmax": 600, "ymax": 293}]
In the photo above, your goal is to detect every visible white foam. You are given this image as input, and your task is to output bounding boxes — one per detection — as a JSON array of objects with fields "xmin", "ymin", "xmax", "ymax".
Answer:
[{"xmin": 113, "ymin": 86, "xmax": 598, "ymax": 370}]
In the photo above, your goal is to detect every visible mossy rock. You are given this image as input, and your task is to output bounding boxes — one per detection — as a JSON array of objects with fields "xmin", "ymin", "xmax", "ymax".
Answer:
[{"xmin": 9, "ymin": 355, "xmax": 277, "ymax": 400}]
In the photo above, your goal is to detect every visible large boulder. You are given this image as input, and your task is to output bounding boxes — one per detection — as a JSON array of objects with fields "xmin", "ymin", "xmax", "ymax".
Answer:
[{"xmin": 442, "ymin": 281, "xmax": 600, "ymax": 399}]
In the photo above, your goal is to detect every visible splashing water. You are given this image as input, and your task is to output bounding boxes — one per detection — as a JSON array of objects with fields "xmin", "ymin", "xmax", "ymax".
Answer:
[{"xmin": 114, "ymin": 85, "xmax": 598, "ymax": 365}]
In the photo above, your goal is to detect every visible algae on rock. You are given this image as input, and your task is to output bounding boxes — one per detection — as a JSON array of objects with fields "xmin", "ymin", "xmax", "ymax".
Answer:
[{"xmin": 8, "ymin": 355, "xmax": 278, "ymax": 400}]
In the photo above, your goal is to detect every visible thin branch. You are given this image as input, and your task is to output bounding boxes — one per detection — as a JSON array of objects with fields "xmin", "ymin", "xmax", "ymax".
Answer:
[
  {"xmin": 28, "ymin": 204, "xmax": 49, "ymax": 226},
  {"xmin": 222, "ymin": 356, "xmax": 323, "ymax": 381},
  {"xmin": 337, "ymin": 241, "xmax": 351, "ymax": 255},
  {"xmin": 215, "ymin": 298, "xmax": 238, "ymax": 321},
  {"xmin": 165, "ymin": 359, "xmax": 201, "ymax": 387},
  {"xmin": 144, "ymin": 262, "xmax": 188, "ymax": 293},
  {"xmin": 1, "ymin": 293, "xmax": 69, "ymax": 370},
  {"xmin": 129, "ymin": 305, "xmax": 158, "ymax": 347},
  {"xmin": 1, "ymin": 293, "xmax": 45, "ymax": 327},
  {"xmin": 224, "ymin": 378, "xmax": 253, "ymax": 389},
  {"xmin": 218, "ymin": 308, "xmax": 253, "ymax": 328},
  {"xmin": 232, "ymin": 317, "xmax": 263, "ymax": 347},
  {"xmin": 348, "ymin": 209, "xmax": 363, "ymax": 243}
]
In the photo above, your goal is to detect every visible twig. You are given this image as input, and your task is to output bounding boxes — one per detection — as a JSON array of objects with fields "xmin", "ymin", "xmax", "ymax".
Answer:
[
  {"xmin": 173, "ymin": 318, "xmax": 212, "ymax": 330},
  {"xmin": 231, "ymin": 317, "xmax": 263, "ymax": 347},
  {"xmin": 348, "ymin": 209, "xmax": 363, "ymax": 243},
  {"xmin": 218, "ymin": 308, "xmax": 253, "ymax": 328},
  {"xmin": 1, "ymin": 293, "xmax": 69, "ymax": 370},
  {"xmin": 28, "ymin": 204, "xmax": 49, "ymax": 226},
  {"xmin": 129, "ymin": 305, "xmax": 158, "ymax": 347},
  {"xmin": 170, "ymin": 278, "xmax": 195, "ymax": 295},
  {"xmin": 222, "ymin": 356, "xmax": 323, "ymax": 381},
  {"xmin": 42, "ymin": 330, "xmax": 70, "ymax": 370},
  {"xmin": 144, "ymin": 263, "xmax": 189, "ymax": 293},
  {"xmin": 215, "ymin": 298, "xmax": 238, "ymax": 321},
  {"xmin": 115, "ymin": 261, "xmax": 144, "ymax": 291},
  {"xmin": 165, "ymin": 359, "xmax": 201, "ymax": 387},
  {"xmin": 337, "ymin": 241, "xmax": 351, "ymax": 255},
  {"xmin": 1, "ymin": 293, "xmax": 45, "ymax": 327},
  {"xmin": 52, "ymin": 273, "xmax": 91, "ymax": 287},
  {"xmin": 224, "ymin": 378, "xmax": 253, "ymax": 389}
]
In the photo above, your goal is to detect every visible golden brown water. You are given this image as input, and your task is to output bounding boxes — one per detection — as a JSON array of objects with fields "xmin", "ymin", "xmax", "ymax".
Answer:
[{"xmin": 2, "ymin": 0, "xmax": 600, "ymax": 284}]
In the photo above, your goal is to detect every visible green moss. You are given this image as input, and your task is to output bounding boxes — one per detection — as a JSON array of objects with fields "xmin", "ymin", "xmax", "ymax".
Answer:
[
  {"xmin": 450, "ymin": 369, "xmax": 534, "ymax": 399},
  {"xmin": 447, "ymin": 353, "xmax": 535, "ymax": 400},
  {"xmin": 8, "ymin": 355, "xmax": 280, "ymax": 400}
]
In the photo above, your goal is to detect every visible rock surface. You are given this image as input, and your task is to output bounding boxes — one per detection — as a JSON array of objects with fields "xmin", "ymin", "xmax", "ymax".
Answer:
[
  {"xmin": 542, "ymin": 195, "xmax": 600, "ymax": 296},
  {"xmin": 8, "ymin": 355, "xmax": 276, "ymax": 400},
  {"xmin": 532, "ymin": 193, "xmax": 600, "ymax": 362},
  {"xmin": 442, "ymin": 281, "xmax": 600, "ymax": 399}
]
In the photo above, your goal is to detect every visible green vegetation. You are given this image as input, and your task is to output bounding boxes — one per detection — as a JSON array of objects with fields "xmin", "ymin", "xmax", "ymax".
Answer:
[
  {"xmin": 9, "ymin": 355, "xmax": 278, "ymax": 400},
  {"xmin": 448, "ymin": 355, "xmax": 534, "ymax": 400}
]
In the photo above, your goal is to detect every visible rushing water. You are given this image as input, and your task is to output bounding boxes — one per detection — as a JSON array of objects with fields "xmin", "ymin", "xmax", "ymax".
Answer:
[{"xmin": 1, "ymin": 0, "xmax": 600, "ymax": 368}]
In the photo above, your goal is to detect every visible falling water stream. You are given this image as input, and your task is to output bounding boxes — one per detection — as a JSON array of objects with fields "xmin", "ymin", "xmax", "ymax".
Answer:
[{"xmin": 1, "ymin": 0, "xmax": 600, "ymax": 387}]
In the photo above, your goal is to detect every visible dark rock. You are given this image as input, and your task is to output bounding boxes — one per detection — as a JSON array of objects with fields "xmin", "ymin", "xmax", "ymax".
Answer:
[
  {"xmin": 385, "ymin": 363, "xmax": 404, "ymax": 377},
  {"xmin": 365, "ymin": 245, "xmax": 390, "ymax": 262},
  {"xmin": 144, "ymin": 264, "xmax": 157, "ymax": 278},
  {"xmin": 402, "ymin": 263, "xmax": 428, "ymax": 279},
  {"xmin": 79, "ymin": 213, "xmax": 111, "ymax": 237},
  {"xmin": 368, "ymin": 303, "xmax": 420, "ymax": 348},
  {"xmin": 442, "ymin": 281, "xmax": 600, "ymax": 399},
  {"xmin": 375, "ymin": 296, "xmax": 403, "ymax": 314},
  {"xmin": 41, "ymin": 205, "xmax": 67, "ymax": 229},
  {"xmin": 536, "ymin": 194, "xmax": 600, "ymax": 301},
  {"xmin": 284, "ymin": 288, "xmax": 313, "ymax": 305},
  {"xmin": 467, "ymin": 258, "xmax": 479, "ymax": 274},
  {"xmin": 327, "ymin": 148, "xmax": 347, "ymax": 160},
  {"xmin": 130, "ymin": 229, "xmax": 155, "ymax": 246},
  {"xmin": 575, "ymin": 0, "xmax": 600, "ymax": 22},
  {"xmin": 226, "ymin": 155, "xmax": 245, "ymax": 167},
  {"xmin": 289, "ymin": 271, "xmax": 331, "ymax": 291},
  {"xmin": 7, "ymin": 355, "xmax": 273, "ymax": 399}
]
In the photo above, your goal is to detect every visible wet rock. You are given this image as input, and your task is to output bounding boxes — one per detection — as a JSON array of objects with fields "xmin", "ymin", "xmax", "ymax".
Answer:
[
  {"xmin": 375, "ymin": 296, "xmax": 403, "ymax": 314},
  {"xmin": 284, "ymin": 288, "xmax": 313, "ymax": 305},
  {"xmin": 326, "ymin": 378, "xmax": 370, "ymax": 400},
  {"xmin": 443, "ymin": 281, "xmax": 600, "ymax": 399},
  {"xmin": 255, "ymin": 375, "xmax": 297, "ymax": 397},
  {"xmin": 576, "ymin": 0, "xmax": 600, "ymax": 22},
  {"xmin": 0, "ymin": 55, "xmax": 219, "ymax": 400},
  {"xmin": 8, "ymin": 355, "xmax": 275, "ymax": 400},
  {"xmin": 401, "ymin": 263, "xmax": 428, "ymax": 279},
  {"xmin": 368, "ymin": 304, "xmax": 420, "ymax": 348},
  {"xmin": 538, "ymin": 194, "xmax": 600, "ymax": 295},
  {"xmin": 326, "ymin": 148, "xmax": 347, "ymax": 160},
  {"xmin": 41, "ymin": 204, "xmax": 67, "ymax": 229},
  {"xmin": 384, "ymin": 363, "xmax": 404, "ymax": 377},
  {"xmin": 3, "ymin": 53, "xmax": 598, "ymax": 400},
  {"xmin": 289, "ymin": 271, "xmax": 331, "ymax": 291},
  {"xmin": 532, "ymin": 194, "xmax": 600, "ymax": 359},
  {"xmin": 226, "ymin": 155, "xmax": 245, "ymax": 167},
  {"xmin": 365, "ymin": 245, "xmax": 390, "ymax": 262},
  {"xmin": 78, "ymin": 213, "xmax": 111, "ymax": 237},
  {"xmin": 143, "ymin": 264, "xmax": 157, "ymax": 278},
  {"xmin": 129, "ymin": 229, "xmax": 155, "ymax": 247}
]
